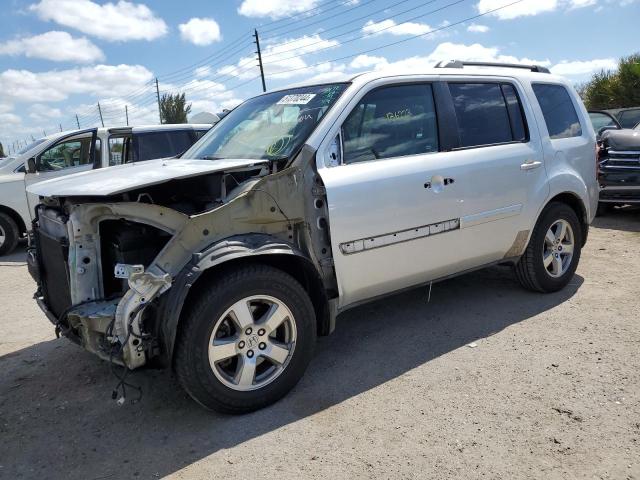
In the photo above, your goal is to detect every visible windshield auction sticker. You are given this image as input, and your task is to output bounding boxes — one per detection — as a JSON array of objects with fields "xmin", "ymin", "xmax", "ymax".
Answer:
[{"xmin": 277, "ymin": 94, "xmax": 317, "ymax": 105}]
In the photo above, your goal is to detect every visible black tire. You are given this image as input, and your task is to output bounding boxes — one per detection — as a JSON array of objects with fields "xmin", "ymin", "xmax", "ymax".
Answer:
[
  {"xmin": 174, "ymin": 263, "xmax": 316, "ymax": 414},
  {"xmin": 515, "ymin": 202, "xmax": 582, "ymax": 293},
  {"xmin": 0, "ymin": 212, "xmax": 20, "ymax": 256},
  {"xmin": 596, "ymin": 202, "xmax": 613, "ymax": 216}
]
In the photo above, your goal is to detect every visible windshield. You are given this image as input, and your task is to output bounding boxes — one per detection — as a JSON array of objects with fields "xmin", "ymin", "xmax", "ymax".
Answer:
[
  {"xmin": 16, "ymin": 138, "xmax": 47, "ymax": 156},
  {"xmin": 184, "ymin": 83, "xmax": 348, "ymax": 161}
]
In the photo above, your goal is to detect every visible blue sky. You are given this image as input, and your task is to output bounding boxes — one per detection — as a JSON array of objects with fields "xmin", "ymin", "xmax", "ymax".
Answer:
[{"xmin": 1, "ymin": 0, "xmax": 639, "ymax": 150}]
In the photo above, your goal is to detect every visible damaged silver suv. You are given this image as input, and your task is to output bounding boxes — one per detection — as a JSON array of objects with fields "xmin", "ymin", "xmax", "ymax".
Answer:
[{"xmin": 27, "ymin": 62, "xmax": 598, "ymax": 413}]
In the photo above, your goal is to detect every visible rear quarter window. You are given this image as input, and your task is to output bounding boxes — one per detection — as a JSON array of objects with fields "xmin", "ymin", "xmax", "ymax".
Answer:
[{"xmin": 532, "ymin": 84, "xmax": 582, "ymax": 139}]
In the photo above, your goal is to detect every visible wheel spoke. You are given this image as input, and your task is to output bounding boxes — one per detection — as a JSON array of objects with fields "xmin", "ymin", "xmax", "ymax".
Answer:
[
  {"xmin": 229, "ymin": 299, "xmax": 255, "ymax": 330},
  {"xmin": 545, "ymin": 230, "xmax": 555, "ymax": 247},
  {"xmin": 262, "ymin": 303, "xmax": 288, "ymax": 333},
  {"xmin": 543, "ymin": 252, "xmax": 554, "ymax": 268},
  {"xmin": 555, "ymin": 221, "xmax": 567, "ymax": 242},
  {"xmin": 561, "ymin": 243, "xmax": 574, "ymax": 255},
  {"xmin": 262, "ymin": 341, "xmax": 290, "ymax": 365},
  {"xmin": 209, "ymin": 339, "xmax": 237, "ymax": 362},
  {"xmin": 236, "ymin": 356, "xmax": 257, "ymax": 387},
  {"xmin": 552, "ymin": 256, "xmax": 563, "ymax": 275}
]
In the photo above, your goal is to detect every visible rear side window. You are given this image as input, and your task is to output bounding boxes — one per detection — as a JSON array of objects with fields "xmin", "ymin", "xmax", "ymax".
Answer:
[
  {"xmin": 448, "ymin": 82, "xmax": 527, "ymax": 148},
  {"xmin": 135, "ymin": 130, "xmax": 195, "ymax": 161},
  {"xmin": 532, "ymin": 84, "xmax": 582, "ymax": 139},
  {"xmin": 341, "ymin": 83, "xmax": 439, "ymax": 164}
]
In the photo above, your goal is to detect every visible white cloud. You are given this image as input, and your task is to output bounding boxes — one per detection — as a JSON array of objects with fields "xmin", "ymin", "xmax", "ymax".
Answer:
[
  {"xmin": 0, "ymin": 31, "xmax": 104, "ymax": 63},
  {"xmin": 194, "ymin": 66, "xmax": 212, "ymax": 78},
  {"xmin": 550, "ymin": 58, "xmax": 616, "ymax": 76},
  {"xmin": 179, "ymin": 18, "xmax": 222, "ymax": 46},
  {"xmin": 29, "ymin": 104, "xmax": 63, "ymax": 121},
  {"xmin": 238, "ymin": 0, "xmax": 320, "ymax": 19},
  {"xmin": 467, "ymin": 23, "xmax": 490, "ymax": 33},
  {"xmin": 344, "ymin": 43, "xmax": 551, "ymax": 73},
  {"xmin": 477, "ymin": 0, "xmax": 558, "ymax": 19},
  {"xmin": 30, "ymin": 0, "xmax": 167, "ymax": 42},
  {"xmin": 0, "ymin": 64, "xmax": 153, "ymax": 103},
  {"xmin": 349, "ymin": 54, "xmax": 388, "ymax": 69},
  {"xmin": 362, "ymin": 19, "xmax": 432, "ymax": 36},
  {"xmin": 219, "ymin": 34, "xmax": 340, "ymax": 80}
]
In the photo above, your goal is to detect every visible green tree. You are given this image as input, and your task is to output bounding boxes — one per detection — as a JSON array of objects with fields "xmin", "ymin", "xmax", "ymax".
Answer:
[
  {"xmin": 582, "ymin": 54, "xmax": 640, "ymax": 110},
  {"xmin": 0, "ymin": 142, "xmax": 5, "ymax": 158},
  {"xmin": 159, "ymin": 92, "xmax": 192, "ymax": 124}
]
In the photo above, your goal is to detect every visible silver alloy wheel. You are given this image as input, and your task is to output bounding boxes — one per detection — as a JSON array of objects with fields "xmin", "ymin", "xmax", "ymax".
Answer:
[
  {"xmin": 542, "ymin": 219, "xmax": 575, "ymax": 278},
  {"xmin": 0, "ymin": 225, "xmax": 5, "ymax": 248},
  {"xmin": 208, "ymin": 295, "xmax": 297, "ymax": 391}
]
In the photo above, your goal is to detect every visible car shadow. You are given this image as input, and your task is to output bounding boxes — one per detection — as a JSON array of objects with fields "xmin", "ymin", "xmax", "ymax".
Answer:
[
  {"xmin": 0, "ymin": 266, "xmax": 583, "ymax": 479},
  {"xmin": 592, "ymin": 205, "xmax": 640, "ymax": 233}
]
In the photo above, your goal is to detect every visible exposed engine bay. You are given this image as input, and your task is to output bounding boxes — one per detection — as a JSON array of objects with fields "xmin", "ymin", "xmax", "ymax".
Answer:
[{"xmin": 29, "ymin": 152, "xmax": 336, "ymax": 371}]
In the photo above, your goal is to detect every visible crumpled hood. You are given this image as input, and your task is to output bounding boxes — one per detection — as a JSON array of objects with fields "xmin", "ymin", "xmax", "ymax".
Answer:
[
  {"xmin": 27, "ymin": 158, "xmax": 268, "ymax": 197},
  {"xmin": 602, "ymin": 129, "xmax": 640, "ymax": 150}
]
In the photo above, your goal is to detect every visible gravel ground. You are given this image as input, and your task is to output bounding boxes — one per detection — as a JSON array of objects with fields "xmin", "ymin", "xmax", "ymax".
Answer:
[{"xmin": 1, "ymin": 208, "xmax": 639, "ymax": 480}]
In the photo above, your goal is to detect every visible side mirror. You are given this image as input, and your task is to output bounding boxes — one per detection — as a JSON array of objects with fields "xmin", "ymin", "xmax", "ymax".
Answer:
[{"xmin": 26, "ymin": 157, "xmax": 37, "ymax": 174}]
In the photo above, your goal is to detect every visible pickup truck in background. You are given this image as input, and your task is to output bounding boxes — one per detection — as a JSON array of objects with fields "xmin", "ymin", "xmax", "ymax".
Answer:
[{"xmin": 0, "ymin": 124, "xmax": 212, "ymax": 255}]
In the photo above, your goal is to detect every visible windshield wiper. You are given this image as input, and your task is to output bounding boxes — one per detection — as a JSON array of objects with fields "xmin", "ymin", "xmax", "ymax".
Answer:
[{"xmin": 200, "ymin": 155, "xmax": 227, "ymax": 160}]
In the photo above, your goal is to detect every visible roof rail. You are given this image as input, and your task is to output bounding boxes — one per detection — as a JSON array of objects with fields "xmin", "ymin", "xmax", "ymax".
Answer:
[{"xmin": 434, "ymin": 60, "xmax": 550, "ymax": 74}]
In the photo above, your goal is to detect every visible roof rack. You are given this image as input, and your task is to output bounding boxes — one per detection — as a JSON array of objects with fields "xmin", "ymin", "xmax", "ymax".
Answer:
[{"xmin": 434, "ymin": 60, "xmax": 550, "ymax": 74}]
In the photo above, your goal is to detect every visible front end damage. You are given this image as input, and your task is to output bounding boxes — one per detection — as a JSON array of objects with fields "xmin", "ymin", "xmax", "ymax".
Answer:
[{"xmin": 29, "ymin": 151, "xmax": 336, "ymax": 370}]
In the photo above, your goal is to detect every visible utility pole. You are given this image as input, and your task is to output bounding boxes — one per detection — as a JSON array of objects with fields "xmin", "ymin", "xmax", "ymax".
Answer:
[
  {"xmin": 97, "ymin": 102, "xmax": 104, "ymax": 127},
  {"xmin": 125, "ymin": 105, "xmax": 129, "ymax": 126},
  {"xmin": 31, "ymin": 135, "xmax": 35, "ymax": 141},
  {"xmin": 155, "ymin": 78, "xmax": 162, "ymax": 124},
  {"xmin": 59, "ymin": 124, "xmax": 63, "ymax": 132},
  {"xmin": 254, "ymin": 29, "xmax": 266, "ymax": 92},
  {"xmin": 43, "ymin": 130, "xmax": 46, "ymax": 136},
  {"xmin": 75, "ymin": 114, "xmax": 80, "ymax": 129}
]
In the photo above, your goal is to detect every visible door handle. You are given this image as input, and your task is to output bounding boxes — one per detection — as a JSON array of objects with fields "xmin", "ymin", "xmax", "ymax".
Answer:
[
  {"xmin": 521, "ymin": 160, "xmax": 542, "ymax": 170},
  {"xmin": 424, "ymin": 176, "xmax": 454, "ymax": 191}
]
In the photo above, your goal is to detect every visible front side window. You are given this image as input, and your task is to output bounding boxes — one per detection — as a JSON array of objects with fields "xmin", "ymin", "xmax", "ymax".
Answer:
[
  {"xmin": 532, "ymin": 84, "xmax": 582, "ymax": 139},
  {"xmin": 38, "ymin": 136, "xmax": 93, "ymax": 172},
  {"xmin": 341, "ymin": 84, "xmax": 439, "ymax": 164},
  {"xmin": 184, "ymin": 83, "xmax": 348, "ymax": 161},
  {"xmin": 449, "ymin": 82, "xmax": 524, "ymax": 148}
]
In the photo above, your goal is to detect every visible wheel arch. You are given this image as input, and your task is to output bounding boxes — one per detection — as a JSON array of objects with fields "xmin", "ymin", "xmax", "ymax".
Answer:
[
  {"xmin": 0, "ymin": 204, "xmax": 27, "ymax": 236},
  {"xmin": 540, "ymin": 191, "xmax": 589, "ymax": 246},
  {"xmin": 155, "ymin": 234, "xmax": 331, "ymax": 367}
]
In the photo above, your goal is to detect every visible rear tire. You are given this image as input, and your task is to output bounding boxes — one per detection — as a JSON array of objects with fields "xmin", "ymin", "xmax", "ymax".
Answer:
[
  {"xmin": 174, "ymin": 263, "xmax": 316, "ymax": 414},
  {"xmin": 0, "ymin": 212, "xmax": 20, "ymax": 256},
  {"xmin": 515, "ymin": 202, "xmax": 582, "ymax": 293}
]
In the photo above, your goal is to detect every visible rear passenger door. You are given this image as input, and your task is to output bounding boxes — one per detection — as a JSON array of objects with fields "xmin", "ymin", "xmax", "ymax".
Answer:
[{"xmin": 440, "ymin": 80, "xmax": 548, "ymax": 264}]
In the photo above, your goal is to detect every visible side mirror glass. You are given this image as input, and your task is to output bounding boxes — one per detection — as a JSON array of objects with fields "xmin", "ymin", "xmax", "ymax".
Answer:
[{"xmin": 26, "ymin": 157, "xmax": 37, "ymax": 173}]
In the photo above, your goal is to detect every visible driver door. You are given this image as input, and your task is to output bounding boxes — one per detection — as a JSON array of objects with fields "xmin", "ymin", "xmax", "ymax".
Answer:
[{"xmin": 25, "ymin": 129, "xmax": 98, "ymax": 217}]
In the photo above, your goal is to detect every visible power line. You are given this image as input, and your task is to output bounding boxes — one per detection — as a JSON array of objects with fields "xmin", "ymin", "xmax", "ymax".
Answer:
[{"xmin": 261, "ymin": 0, "xmax": 527, "ymax": 78}]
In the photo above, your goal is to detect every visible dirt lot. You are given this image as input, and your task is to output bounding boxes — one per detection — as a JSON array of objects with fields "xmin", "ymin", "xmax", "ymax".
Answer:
[{"xmin": 1, "ymin": 209, "xmax": 639, "ymax": 480}]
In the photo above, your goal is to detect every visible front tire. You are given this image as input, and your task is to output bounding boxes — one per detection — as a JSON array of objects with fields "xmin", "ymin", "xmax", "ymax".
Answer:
[
  {"xmin": 174, "ymin": 264, "xmax": 316, "ymax": 414},
  {"xmin": 0, "ymin": 212, "xmax": 20, "ymax": 256},
  {"xmin": 515, "ymin": 202, "xmax": 582, "ymax": 293}
]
